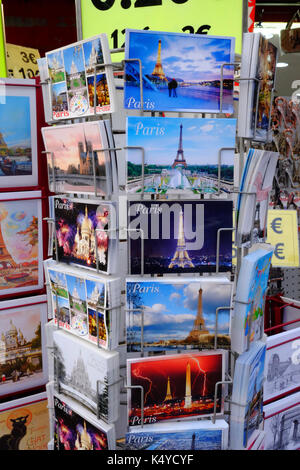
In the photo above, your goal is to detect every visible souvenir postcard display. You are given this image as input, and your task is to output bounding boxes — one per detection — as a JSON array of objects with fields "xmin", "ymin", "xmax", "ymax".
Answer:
[
  {"xmin": 47, "ymin": 383, "xmax": 116, "ymax": 450},
  {"xmin": 46, "ymin": 35, "xmax": 116, "ymax": 121},
  {"xmin": 37, "ymin": 26, "xmax": 281, "ymax": 452},
  {"xmin": 0, "ymin": 79, "xmax": 39, "ymax": 188},
  {"xmin": 0, "ymin": 392, "xmax": 50, "ymax": 450}
]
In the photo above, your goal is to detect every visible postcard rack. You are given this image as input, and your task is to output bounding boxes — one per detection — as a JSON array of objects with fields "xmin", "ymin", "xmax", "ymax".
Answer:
[{"xmin": 41, "ymin": 39, "xmax": 278, "ymax": 452}]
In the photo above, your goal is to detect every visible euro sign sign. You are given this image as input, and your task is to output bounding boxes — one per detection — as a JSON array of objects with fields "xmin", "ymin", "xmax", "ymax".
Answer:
[
  {"xmin": 271, "ymin": 217, "xmax": 283, "ymax": 234},
  {"xmin": 274, "ymin": 243, "xmax": 285, "ymax": 260}
]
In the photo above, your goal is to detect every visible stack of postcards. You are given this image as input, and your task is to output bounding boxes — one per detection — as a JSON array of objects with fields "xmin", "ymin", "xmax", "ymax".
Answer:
[{"xmin": 230, "ymin": 340, "xmax": 266, "ymax": 449}]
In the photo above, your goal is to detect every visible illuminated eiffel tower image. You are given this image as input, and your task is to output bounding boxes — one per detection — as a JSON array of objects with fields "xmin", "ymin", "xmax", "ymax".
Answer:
[
  {"xmin": 163, "ymin": 376, "xmax": 173, "ymax": 402},
  {"xmin": 185, "ymin": 287, "xmax": 209, "ymax": 342},
  {"xmin": 152, "ymin": 40, "xmax": 168, "ymax": 81},
  {"xmin": 172, "ymin": 124, "xmax": 187, "ymax": 168},
  {"xmin": 168, "ymin": 210, "xmax": 194, "ymax": 269}
]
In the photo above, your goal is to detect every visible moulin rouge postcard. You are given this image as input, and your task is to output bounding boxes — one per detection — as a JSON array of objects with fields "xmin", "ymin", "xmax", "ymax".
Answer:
[
  {"xmin": 126, "ymin": 278, "xmax": 232, "ymax": 353},
  {"xmin": 126, "ymin": 117, "xmax": 236, "ymax": 195},
  {"xmin": 128, "ymin": 200, "xmax": 233, "ymax": 274},
  {"xmin": 124, "ymin": 29, "xmax": 235, "ymax": 113},
  {"xmin": 127, "ymin": 351, "xmax": 226, "ymax": 426}
]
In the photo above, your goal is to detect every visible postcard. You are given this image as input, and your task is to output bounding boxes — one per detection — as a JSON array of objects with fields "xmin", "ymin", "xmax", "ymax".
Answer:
[
  {"xmin": 52, "ymin": 328, "xmax": 120, "ymax": 422},
  {"xmin": 264, "ymin": 327, "xmax": 300, "ymax": 403},
  {"xmin": 48, "ymin": 387, "xmax": 115, "ymax": 450},
  {"xmin": 128, "ymin": 200, "xmax": 233, "ymax": 274},
  {"xmin": 125, "ymin": 419, "xmax": 228, "ymax": 450},
  {"xmin": 0, "ymin": 191, "xmax": 44, "ymax": 297},
  {"xmin": 231, "ymin": 341, "xmax": 266, "ymax": 449},
  {"xmin": 0, "ymin": 79, "xmax": 38, "ymax": 188},
  {"xmin": 126, "ymin": 277, "xmax": 232, "ymax": 353},
  {"xmin": 126, "ymin": 117, "xmax": 236, "ymax": 195},
  {"xmin": 46, "ymin": 34, "xmax": 115, "ymax": 120},
  {"xmin": 231, "ymin": 246, "xmax": 274, "ymax": 354},
  {"xmin": 0, "ymin": 392, "xmax": 49, "ymax": 450},
  {"xmin": 252, "ymin": 34, "xmax": 277, "ymax": 141},
  {"xmin": 124, "ymin": 29, "xmax": 235, "ymax": 113},
  {"xmin": 263, "ymin": 391, "xmax": 300, "ymax": 450},
  {"xmin": 127, "ymin": 351, "xmax": 226, "ymax": 426},
  {"xmin": 53, "ymin": 196, "xmax": 117, "ymax": 274},
  {"xmin": 42, "ymin": 120, "xmax": 113, "ymax": 195},
  {"xmin": 235, "ymin": 149, "xmax": 279, "ymax": 247},
  {"xmin": 45, "ymin": 261, "xmax": 120, "ymax": 350},
  {"xmin": 0, "ymin": 294, "xmax": 48, "ymax": 398}
]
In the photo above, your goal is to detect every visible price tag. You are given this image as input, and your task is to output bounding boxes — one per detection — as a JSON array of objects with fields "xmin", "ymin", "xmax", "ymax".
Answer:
[
  {"xmin": 80, "ymin": 0, "xmax": 244, "ymax": 55},
  {"xmin": 267, "ymin": 210, "xmax": 300, "ymax": 267},
  {"xmin": 6, "ymin": 43, "xmax": 40, "ymax": 79}
]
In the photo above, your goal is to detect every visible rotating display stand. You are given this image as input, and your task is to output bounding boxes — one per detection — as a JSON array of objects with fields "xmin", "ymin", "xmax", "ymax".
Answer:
[{"xmin": 40, "ymin": 37, "xmax": 277, "ymax": 451}]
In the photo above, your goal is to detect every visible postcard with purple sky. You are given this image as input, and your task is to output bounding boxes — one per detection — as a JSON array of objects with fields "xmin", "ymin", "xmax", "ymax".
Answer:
[
  {"xmin": 124, "ymin": 29, "xmax": 235, "ymax": 113},
  {"xmin": 126, "ymin": 278, "xmax": 232, "ymax": 352},
  {"xmin": 127, "ymin": 116, "xmax": 236, "ymax": 194}
]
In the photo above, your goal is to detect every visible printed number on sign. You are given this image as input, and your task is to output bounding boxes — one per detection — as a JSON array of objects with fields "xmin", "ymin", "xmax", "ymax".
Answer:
[{"xmin": 91, "ymin": 0, "xmax": 189, "ymax": 10}]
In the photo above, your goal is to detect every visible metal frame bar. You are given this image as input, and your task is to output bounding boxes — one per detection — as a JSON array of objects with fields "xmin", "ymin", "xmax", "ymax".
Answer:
[
  {"xmin": 125, "ymin": 307, "xmax": 145, "ymax": 356},
  {"xmin": 216, "ymin": 227, "xmax": 235, "ymax": 274},
  {"xmin": 125, "ymin": 384, "xmax": 145, "ymax": 429},
  {"xmin": 123, "ymin": 58, "xmax": 144, "ymax": 113},
  {"xmin": 126, "ymin": 227, "xmax": 145, "ymax": 276}
]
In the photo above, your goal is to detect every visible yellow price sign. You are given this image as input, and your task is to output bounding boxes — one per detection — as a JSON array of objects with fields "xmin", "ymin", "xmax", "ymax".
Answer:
[
  {"xmin": 0, "ymin": 0, "xmax": 6, "ymax": 77},
  {"xmin": 79, "ymin": 0, "xmax": 244, "ymax": 55},
  {"xmin": 267, "ymin": 210, "xmax": 300, "ymax": 268},
  {"xmin": 6, "ymin": 43, "xmax": 40, "ymax": 79}
]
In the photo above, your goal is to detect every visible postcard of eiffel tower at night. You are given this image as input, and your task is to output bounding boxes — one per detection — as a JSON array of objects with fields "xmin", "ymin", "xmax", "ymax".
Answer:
[
  {"xmin": 124, "ymin": 29, "xmax": 235, "ymax": 113},
  {"xmin": 128, "ymin": 200, "xmax": 232, "ymax": 275},
  {"xmin": 126, "ymin": 116, "xmax": 236, "ymax": 195},
  {"xmin": 127, "ymin": 351, "xmax": 226, "ymax": 426},
  {"xmin": 126, "ymin": 278, "xmax": 233, "ymax": 354}
]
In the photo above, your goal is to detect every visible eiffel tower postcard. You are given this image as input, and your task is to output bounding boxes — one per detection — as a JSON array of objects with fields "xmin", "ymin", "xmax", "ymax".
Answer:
[
  {"xmin": 127, "ymin": 351, "xmax": 226, "ymax": 426},
  {"xmin": 124, "ymin": 29, "xmax": 235, "ymax": 113},
  {"xmin": 126, "ymin": 116, "xmax": 236, "ymax": 195},
  {"xmin": 128, "ymin": 200, "xmax": 232, "ymax": 275},
  {"xmin": 126, "ymin": 277, "xmax": 233, "ymax": 354}
]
